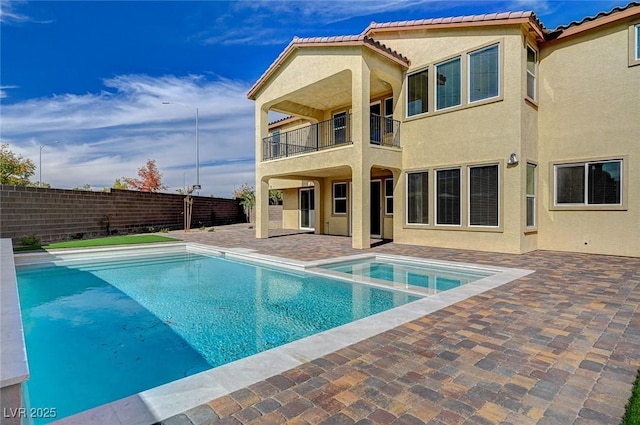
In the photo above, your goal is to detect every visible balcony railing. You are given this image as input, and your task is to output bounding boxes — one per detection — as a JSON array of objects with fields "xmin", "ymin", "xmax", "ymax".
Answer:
[
  {"xmin": 262, "ymin": 113, "xmax": 400, "ymax": 161},
  {"xmin": 370, "ymin": 114, "xmax": 401, "ymax": 148}
]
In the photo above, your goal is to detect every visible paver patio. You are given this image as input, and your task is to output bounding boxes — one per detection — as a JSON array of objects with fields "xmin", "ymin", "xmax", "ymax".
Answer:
[{"xmin": 158, "ymin": 225, "xmax": 639, "ymax": 425}]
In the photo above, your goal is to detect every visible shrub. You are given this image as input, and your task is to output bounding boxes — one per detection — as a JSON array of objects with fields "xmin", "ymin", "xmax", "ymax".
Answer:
[
  {"xmin": 20, "ymin": 234, "xmax": 40, "ymax": 247},
  {"xmin": 160, "ymin": 228, "xmax": 170, "ymax": 233}
]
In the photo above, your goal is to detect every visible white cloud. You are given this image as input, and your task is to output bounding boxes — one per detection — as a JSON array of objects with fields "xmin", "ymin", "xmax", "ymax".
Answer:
[
  {"xmin": 0, "ymin": 85, "xmax": 18, "ymax": 98},
  {"xmin": 0, "ymin": 0, "xmax": 52, "ymax": 24},
  {"xmin": 0, "ymin": 74, "xmax": 256, "ymax": 197}
]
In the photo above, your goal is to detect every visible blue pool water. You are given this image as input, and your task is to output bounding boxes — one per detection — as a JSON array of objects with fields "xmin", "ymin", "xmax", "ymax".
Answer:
[
  {"xmin": 16, "ymin": 252, "xmax": 420, "ymax": 423},
  {"xmin": 321, "ymin": 260, "xmax": 492, "ymax": 291}
]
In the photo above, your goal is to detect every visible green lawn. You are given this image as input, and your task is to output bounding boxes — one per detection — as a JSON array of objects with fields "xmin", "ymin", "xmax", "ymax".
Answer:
[
  {"xmin": 622, "ymin": 369, "xmax": 640, "ymax": 425},
  {"xmin": 14, "ymin": 234, "xmax": 181, "ymax": 251}
]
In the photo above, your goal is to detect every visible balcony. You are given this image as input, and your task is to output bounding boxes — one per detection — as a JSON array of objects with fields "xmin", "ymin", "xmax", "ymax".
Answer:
[{"xmin": 262, "ymin": 114, "xmax": 400, "ymax": 161}]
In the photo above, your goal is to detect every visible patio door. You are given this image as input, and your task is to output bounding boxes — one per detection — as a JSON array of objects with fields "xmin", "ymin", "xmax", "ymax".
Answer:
[
  {"xmin": 300, "ymin": 188, "xmax": 315, "ymax": 230},
  {"xmin": 371, "ymin": 180, "xmax": 382, "ymax": 238},
  {"xmin": 370, "ymin": 102, "xmax": 381, "ymax": 144}
]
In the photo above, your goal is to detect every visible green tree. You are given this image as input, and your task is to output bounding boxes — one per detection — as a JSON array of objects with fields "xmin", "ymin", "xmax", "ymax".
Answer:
[
  {"xmin": 112, "ymin": 178, "xmax": 128, "ymax": 190},
  {"xmin": 0, "ymin": 143, "xmax": 36, "ymax": 185},
  {"xmin": 233, "ymin": 183, "xmax": 256, "ymax": 222},
  {"xmin": 269, "ymin": 189, "xmax": 283, "ymax": 205}
]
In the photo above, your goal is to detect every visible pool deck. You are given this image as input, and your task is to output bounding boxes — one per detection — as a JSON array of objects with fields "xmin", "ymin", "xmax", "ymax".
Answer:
[{"xmin": 56, "ymin": 224, "xmax": 640, "ymax": 425}]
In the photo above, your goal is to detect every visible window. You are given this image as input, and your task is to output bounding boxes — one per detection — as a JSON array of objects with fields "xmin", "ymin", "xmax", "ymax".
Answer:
[
  {"xmin": 271, "ymin": 130, "xmax": 281, "ymax": 158},
  {"xmin": 384, "ymin": 97, "xmax": 394, "ymax": 133},
  {"xmin": 526, "ymin": 46, "xmax": 537, "ymax": 100},
  {"xmin": 469, "ymin": 165, "xmax": 498, "ymax": 227},
  {"xmin": 436, "ymin": 169, "xmax": 461, "ymax": 225},
  {"xmin": 407, "ymin": 69, "xmax": 428, "ymax": 116},
  {"xmin": 526, "ymin": 164, "xmax": 536, "ymax": 227},
  {"xmin": 436, "ymin": 58, "xmax": 461, "ymax": 110},
  {"xmin": 407, "ymin": 172, "xmax": 428, "ymax": 224},
  {"xmin": 384, "ymin": 178, "xmax": 393, "ymax": 215},
  {"xmin": 637, "ymin": 24, "xmax": 640, "ymax": 60},
  {"xmin": 555, "ymin": 160, "xmax": 622, "ymax": 205},
  {"xmin": 333, "ymin": 182, "xmax": 347, "ymax": 214},
  {"xmin": 469, "ymin": 44, "xmax": 499, "ymax": 102},
  {"xmin": 333, "ymin": 112, "xmax": 347, "ymax": 144}
]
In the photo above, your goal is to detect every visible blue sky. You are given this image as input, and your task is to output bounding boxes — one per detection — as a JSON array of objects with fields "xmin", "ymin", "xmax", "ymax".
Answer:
[{"xmin": 0, "ymin": 0, "xmax": 630, "ymax": 196}]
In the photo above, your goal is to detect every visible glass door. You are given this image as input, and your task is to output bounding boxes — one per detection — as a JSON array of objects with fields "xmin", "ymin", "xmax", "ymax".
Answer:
[
  {"xmin": 371, "ymin": 180, "xmax": 382, "ymax": 238},
  {"xmin": 299, "ymin": 188, "xmax": 315, "ymax": 230}
]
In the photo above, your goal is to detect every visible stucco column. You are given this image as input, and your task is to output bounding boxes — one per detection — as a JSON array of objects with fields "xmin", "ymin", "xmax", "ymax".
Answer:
[
  {"xmin": 255, "ymin": 177, "xmax": 270, "ymax": 238},
  {"xmin": 311, "ymin": 179, "xmax": 323, "ymax": 235},
  {"xmin": 351, "ymin": 58, "xmax": 371, "ymax": 249},
  {"xmin": 255, "ymin": 106, "xmax": 270, "ymax": 239}
]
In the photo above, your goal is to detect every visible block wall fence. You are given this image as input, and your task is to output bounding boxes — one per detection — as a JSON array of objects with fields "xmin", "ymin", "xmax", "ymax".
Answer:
[{"xmin": 0, "ymin": 185, "xmax": 247, "ymax": 244}]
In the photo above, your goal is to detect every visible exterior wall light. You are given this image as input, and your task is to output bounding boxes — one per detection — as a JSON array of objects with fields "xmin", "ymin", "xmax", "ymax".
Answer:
[{"xmin": 507, "ymin": 153, "xmax": 519, "ymax": 165}]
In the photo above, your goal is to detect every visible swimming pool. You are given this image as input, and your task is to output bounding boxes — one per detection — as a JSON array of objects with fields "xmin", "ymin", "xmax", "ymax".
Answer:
[
  {"xmin": 319, "ymin": 258, "xmax": 492, "ymax": 293},
  {"xmin": 7, "ymin": 244, "xmax": 533, "ymax": 425},
  {"xmin": 16, "ymin": 249, "xmax": 420, "ymax": 423}
]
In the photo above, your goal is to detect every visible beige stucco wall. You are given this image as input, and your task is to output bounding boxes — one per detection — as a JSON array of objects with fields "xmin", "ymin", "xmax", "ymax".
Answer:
[
  {"xmin": 282, "ymin": 188, "xmax": 299, "ymax": 229},
  {"xmin": 375, "ymin": 27, "xmax": 531, "ymax": 253},
  {"xmin": 537, "ymin": 21, "xmax": 640, "ymax": 257},
  {"xmin": 254, "ymin": 17, "xmax": 638, "ymax": 256}
]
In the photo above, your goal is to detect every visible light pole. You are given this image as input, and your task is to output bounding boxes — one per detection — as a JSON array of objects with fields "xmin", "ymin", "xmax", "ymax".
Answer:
[
  {"xmin": 162, "ymin": 101, "xmax": 200, "ymax": 193},
  {"xmin": 39, "ymin": 141, "xmax": 60, "ymax": 187}
]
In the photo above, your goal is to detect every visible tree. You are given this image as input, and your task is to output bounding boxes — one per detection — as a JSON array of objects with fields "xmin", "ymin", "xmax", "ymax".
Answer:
[
  {"xmin": 233, "ymin": 183, "xmax": 256, "ymax": 222},
  {"xmin": 123, "ymin": 159, "xmax": 167, "ymax": 192},
  {"xmin": 269, "ymin": 189, "xmax": 283, "ymax": 205},
  {"xmin": 112, "ymin": 178, "xmax": 128, "ymax": 190},
  {"xmin": 1, "ymin": 143, "xmax": 36, "ymax": 186}
]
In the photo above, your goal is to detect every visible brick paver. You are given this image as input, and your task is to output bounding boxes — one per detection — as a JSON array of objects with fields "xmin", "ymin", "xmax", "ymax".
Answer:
[{"xmin": 155, "ymin": 225, "xmax": 640, "ymax": 424}]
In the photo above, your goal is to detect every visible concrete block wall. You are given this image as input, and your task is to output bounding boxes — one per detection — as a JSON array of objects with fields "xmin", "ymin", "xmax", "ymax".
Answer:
[{"xmin": 0, "ymin": 185, "xmax": 245, "ymax": 244}]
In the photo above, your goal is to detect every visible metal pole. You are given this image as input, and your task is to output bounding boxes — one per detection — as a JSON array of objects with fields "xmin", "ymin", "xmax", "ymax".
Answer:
[
  {"xmin": 39, "ymin": 141, "xmax": 59, "ymax": 187},
  {"xmin": 195, "ymin": 107, "xmax": 199, "ymax": 192},
  {"xmin": 162, "ymin": 102, "xmax": 200, "ymax": 194},
  {"xmin": 39, "ymin": 146, "xmax": 43, "ymax": 187}
]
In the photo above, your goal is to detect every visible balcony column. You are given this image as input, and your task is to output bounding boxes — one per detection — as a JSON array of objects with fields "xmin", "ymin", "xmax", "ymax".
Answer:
[
  {"xmin": 310, "ymin": 179, "xmax": 324, "ymax": 235},
  {"xmin": 255, "ymin": 106, "xmax": 270, "ymax": 239},
  {"xmin": 351, "ymin": 58, "xmax": 371, "ymax": 249}
]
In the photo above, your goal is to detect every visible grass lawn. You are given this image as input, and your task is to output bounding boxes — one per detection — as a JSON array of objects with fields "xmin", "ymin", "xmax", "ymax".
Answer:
[
  {"xmin": 622, "ymin": 369, "xmax": 640, "ymax": 425},
  {"xmin": 14, "ymin": 234, "xmax": 181, "ymax": 251}
]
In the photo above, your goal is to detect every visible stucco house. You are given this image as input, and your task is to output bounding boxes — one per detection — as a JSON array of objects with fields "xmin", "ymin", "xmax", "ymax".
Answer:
[{"xmin": 248, "ymin": 3, "xmax": 640, "ymax": 257}]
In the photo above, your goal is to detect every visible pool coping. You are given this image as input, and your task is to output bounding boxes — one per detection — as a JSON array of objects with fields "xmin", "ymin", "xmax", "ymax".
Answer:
[{"xmin": 10, "ymin": 242, "xmax": 533, "ymax": 425}]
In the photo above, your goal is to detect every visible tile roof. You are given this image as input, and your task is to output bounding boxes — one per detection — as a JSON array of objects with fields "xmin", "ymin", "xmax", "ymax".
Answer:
[
  {"xmin": 247, "ymin": 35, "xmax": 409, "ymax": 100},
  {"xmin": 554, "ymin": 1, "xmax": 640, "ymax": 31},
  {"xmin": 363, "ymin": 11, "xmax": 546, "ymax": 35}
]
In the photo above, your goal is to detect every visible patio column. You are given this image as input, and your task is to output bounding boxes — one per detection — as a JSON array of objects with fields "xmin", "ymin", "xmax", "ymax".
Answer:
[
  {"xmin": 256, "ymin": 177, "xmax": 270, "ymax": 238},
  {"xmin": 351, "ymin": 58, "xmax": 371, "ymax": 249},
  {"xmin": 310, "ymin": 179, "xmax": 323, "ymax": 235},
  {"xmin": 255, "ymin": 106, "xmax": 270, "ymax": 239}
]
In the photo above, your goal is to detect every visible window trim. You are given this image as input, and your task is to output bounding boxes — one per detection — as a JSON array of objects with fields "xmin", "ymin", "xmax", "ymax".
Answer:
[
  {"xmin": 525, "ymin": 45, "xmax": 538, "ymax": 102},
  {"xmin": 406, "ymin": 67, "xmax": 430, "ymax": 118},
  {"xmin": 435, "ymin": 56, "xmax": 462, "ymax": 111},
  {"xmin": 467, "ymin": 163, "xmax": 500, "ymax": 228},
  {"xmin": 404, "ymin": 39, "xmax": 504, "ymax": 120},
  {"xmin": 550, "ymin": 157, "xmax": 627, "ymax": 211},
  {"xmin": 384, "ymin": 178, "xmax": 393, "ymax": 216},
  {"xmin": 468, "ymin": 43, "xmax": 501, "ymax": 104},
  {"xmin": 435, "ymin": 167, "xmax": 462, "ymax": 227},
  {"xmin": 405, "ymin": 170, "xmax": 429, "ymax": 226},
  {"xmin": 332, "ymin": 182, "xmax": 348, "ymax": 215},
  {"xmin": 526, "ymin": 163, "xmax": 537, "ymax": 229},
  {"xmin": 630, "ymin": 22, "xmax": 640, "ymax": 67}
]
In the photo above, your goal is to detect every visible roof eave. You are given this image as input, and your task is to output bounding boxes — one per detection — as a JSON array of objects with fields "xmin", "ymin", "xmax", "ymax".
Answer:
[
  {"xmin": 364, "ymin": 15, "xmax": 546, "ymax": 41},
  {"xmin": 247, "ymin": 39, "xmax": 409, "ymax": 100},
  {"xmin": 549, "ymin": 5, "xmax": 640, "ymax": 42}
]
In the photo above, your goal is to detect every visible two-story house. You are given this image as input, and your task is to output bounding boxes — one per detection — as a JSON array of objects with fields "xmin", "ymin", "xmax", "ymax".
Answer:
[{"xmin": 248, "ymin": 3, "xmax": 640, "ymax": 257}]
